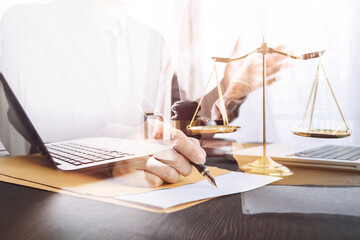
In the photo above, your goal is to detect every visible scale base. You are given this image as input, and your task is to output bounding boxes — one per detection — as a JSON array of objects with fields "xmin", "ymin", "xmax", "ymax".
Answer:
[{"xmin": 240, "ymin": 156, "xmax": 293, "ymax": 177}]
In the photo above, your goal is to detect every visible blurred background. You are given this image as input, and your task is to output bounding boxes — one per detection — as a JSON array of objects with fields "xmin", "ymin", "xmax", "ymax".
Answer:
[{"xmin": 0, "ymin": 0, "xmax": 359, "ymax": 147}]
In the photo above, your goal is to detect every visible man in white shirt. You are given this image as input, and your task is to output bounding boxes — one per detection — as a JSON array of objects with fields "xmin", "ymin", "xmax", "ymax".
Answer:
[{"xmin": 0, "ymin": 0, "xmax": 205, "ymax": 187}]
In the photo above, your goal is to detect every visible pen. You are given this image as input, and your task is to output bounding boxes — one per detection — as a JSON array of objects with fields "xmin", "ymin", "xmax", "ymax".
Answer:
[
  {"xmin": 190, "ymin": 162, "xmax": 218, "ymax": 188},
  {"xmin": 153, "ymin": 149, "xmax": 218, "ymax": 188}
]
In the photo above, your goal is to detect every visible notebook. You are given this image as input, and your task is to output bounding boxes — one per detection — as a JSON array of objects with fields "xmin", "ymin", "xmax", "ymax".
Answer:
[
  {"xmin": 232, "ymin": 143, "xmax": 360, "ymax": 171},
  {"xmin": 0, "ymin": 72, "xmax": 168, "ymax": 172}
]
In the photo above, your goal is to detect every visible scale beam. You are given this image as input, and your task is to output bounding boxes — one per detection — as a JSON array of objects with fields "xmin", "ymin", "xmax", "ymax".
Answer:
[{"xmin": 212, "ymin": 49, "xmax": 325, "ymax": 63}]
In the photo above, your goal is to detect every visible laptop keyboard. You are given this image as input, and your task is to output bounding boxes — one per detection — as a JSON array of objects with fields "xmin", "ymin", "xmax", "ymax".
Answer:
[
  {"xmin": 293, "ymin": 145, "xmax": 360, "ymax": 161},
  {"xmin": 47, "ymin": 143, "xmax": 135, "ymax": 166}
]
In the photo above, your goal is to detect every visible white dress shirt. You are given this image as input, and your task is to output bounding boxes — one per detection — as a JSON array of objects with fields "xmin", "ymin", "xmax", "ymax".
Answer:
[{"xmin": 0, "ymin": 0, "xmax": 166, "ymax": 154}]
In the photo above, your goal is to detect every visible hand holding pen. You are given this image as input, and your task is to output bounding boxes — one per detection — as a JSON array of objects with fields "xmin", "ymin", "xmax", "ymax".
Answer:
[
  {"xmin": 154, "ymin": 128, "xmax": 217, "ymax": 188},
  {"xmin": 137, "ymin": 101, "xmax": 217, "ymax": 188},
  {"xmin": 112, "ymin": 125, "xmax": 212, "ymax": 188},
  {"xmin": 154, "ymin": 149, "xmax": 217, "ymax": 188}
]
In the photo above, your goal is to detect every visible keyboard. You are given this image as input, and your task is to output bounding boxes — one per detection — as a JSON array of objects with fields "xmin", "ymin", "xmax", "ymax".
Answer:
[
  {"xmin": 46, "ymin": 142, "xmax": 134, "ymax": 166},
  {"xmin": 293, "ymin": 145, "xmax": 360, "ymax": 161}
]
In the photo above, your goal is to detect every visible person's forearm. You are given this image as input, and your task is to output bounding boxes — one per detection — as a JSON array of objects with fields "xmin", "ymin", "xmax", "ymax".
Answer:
[{"xmin": 197, "ymin": 79, "xmax": 227, "ymax": 119}]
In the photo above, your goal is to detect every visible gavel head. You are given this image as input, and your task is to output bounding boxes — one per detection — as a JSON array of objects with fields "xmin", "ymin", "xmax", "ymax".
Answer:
[{"xmin": 171, "ymin": 100, "xmax": 202, "ymax": 138}]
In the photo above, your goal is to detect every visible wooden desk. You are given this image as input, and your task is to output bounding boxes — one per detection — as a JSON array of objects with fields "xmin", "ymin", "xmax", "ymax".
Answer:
[{"xmin": 1, "ymin": 156, "xmax": 359, "ymax": 240}]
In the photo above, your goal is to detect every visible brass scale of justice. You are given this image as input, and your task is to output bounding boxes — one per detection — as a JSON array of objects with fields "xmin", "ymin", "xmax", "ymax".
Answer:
[{"xmin": 187, "ymin": 38, "xmax": 352, "ymax": 176}]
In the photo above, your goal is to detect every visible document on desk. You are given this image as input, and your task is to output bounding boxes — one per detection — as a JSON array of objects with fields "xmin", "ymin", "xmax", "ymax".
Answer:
[
  {"xmin": 242, "ymin": 185, "xmax": 360, "ymax": 216},
  {"xmin": 115, "ymin": 172, "xmax": 281, "ymax": 209}
]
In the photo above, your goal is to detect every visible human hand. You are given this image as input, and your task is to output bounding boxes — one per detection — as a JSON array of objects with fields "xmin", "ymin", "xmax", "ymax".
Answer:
[
  {"xmin": 112, "ymin": 128, "xmax": 206, "ymax": 188},
  {"xmin": 223, "ymin": 40, "xmax": 289, "ymax": 100},
  {"xmin": 212, "ymin": 39, "xmax": 290, "ymax": 121}
]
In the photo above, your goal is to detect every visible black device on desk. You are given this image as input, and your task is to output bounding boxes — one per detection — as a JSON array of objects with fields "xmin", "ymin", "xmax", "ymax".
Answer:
[{"xmin": 0, "ymin": 72, "xmax": 151, "ymax": 172}]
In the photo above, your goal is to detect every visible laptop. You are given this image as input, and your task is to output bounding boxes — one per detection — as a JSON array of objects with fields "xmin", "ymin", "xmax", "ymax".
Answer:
[
  {"xmin": 232, "ymin": 143, "xmax": 360, "ymax": 171},
  {"xmin": 0, "ymin": 72, "xmax": 168, "ymax": 172}
]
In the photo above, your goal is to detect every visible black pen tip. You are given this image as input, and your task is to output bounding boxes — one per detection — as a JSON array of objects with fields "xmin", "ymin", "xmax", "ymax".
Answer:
[
  {"xmin": 205, "ymin": 173, "xmax": 218, "ymax": 188},
  {"xmin": 211, "ymin": 179, "xmax": 218, "ymax": 188}
]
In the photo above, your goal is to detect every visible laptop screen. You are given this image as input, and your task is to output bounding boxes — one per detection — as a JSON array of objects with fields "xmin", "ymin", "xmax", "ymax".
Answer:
[{"xmin": 0, "ymin": 72, "xmax": 47, "ymax": 155}]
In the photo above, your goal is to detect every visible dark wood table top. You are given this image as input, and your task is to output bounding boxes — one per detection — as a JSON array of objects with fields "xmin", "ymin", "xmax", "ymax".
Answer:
[{"xmin": 1, "ymin": 156, "xmax": 360, "ymax": 240}]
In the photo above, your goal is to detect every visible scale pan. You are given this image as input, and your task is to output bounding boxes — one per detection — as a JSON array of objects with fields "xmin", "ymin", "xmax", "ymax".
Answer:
[
  {"xmin": 188, "ymin": 125, "xmax": 240, "ymax": 134},
  {"xmin": 292, "ymin": 128, "xmax": 352, "ymax": 138}
]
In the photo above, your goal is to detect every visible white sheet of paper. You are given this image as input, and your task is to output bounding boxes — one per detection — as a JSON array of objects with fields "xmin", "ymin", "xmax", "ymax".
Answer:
[
  {"xmin": 115, "ymin": 172, "xmax": 281, "ymax": 209},
  {"xmin": 242, "ymin": 186, "xmax": 360, "ymax": 216}
]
